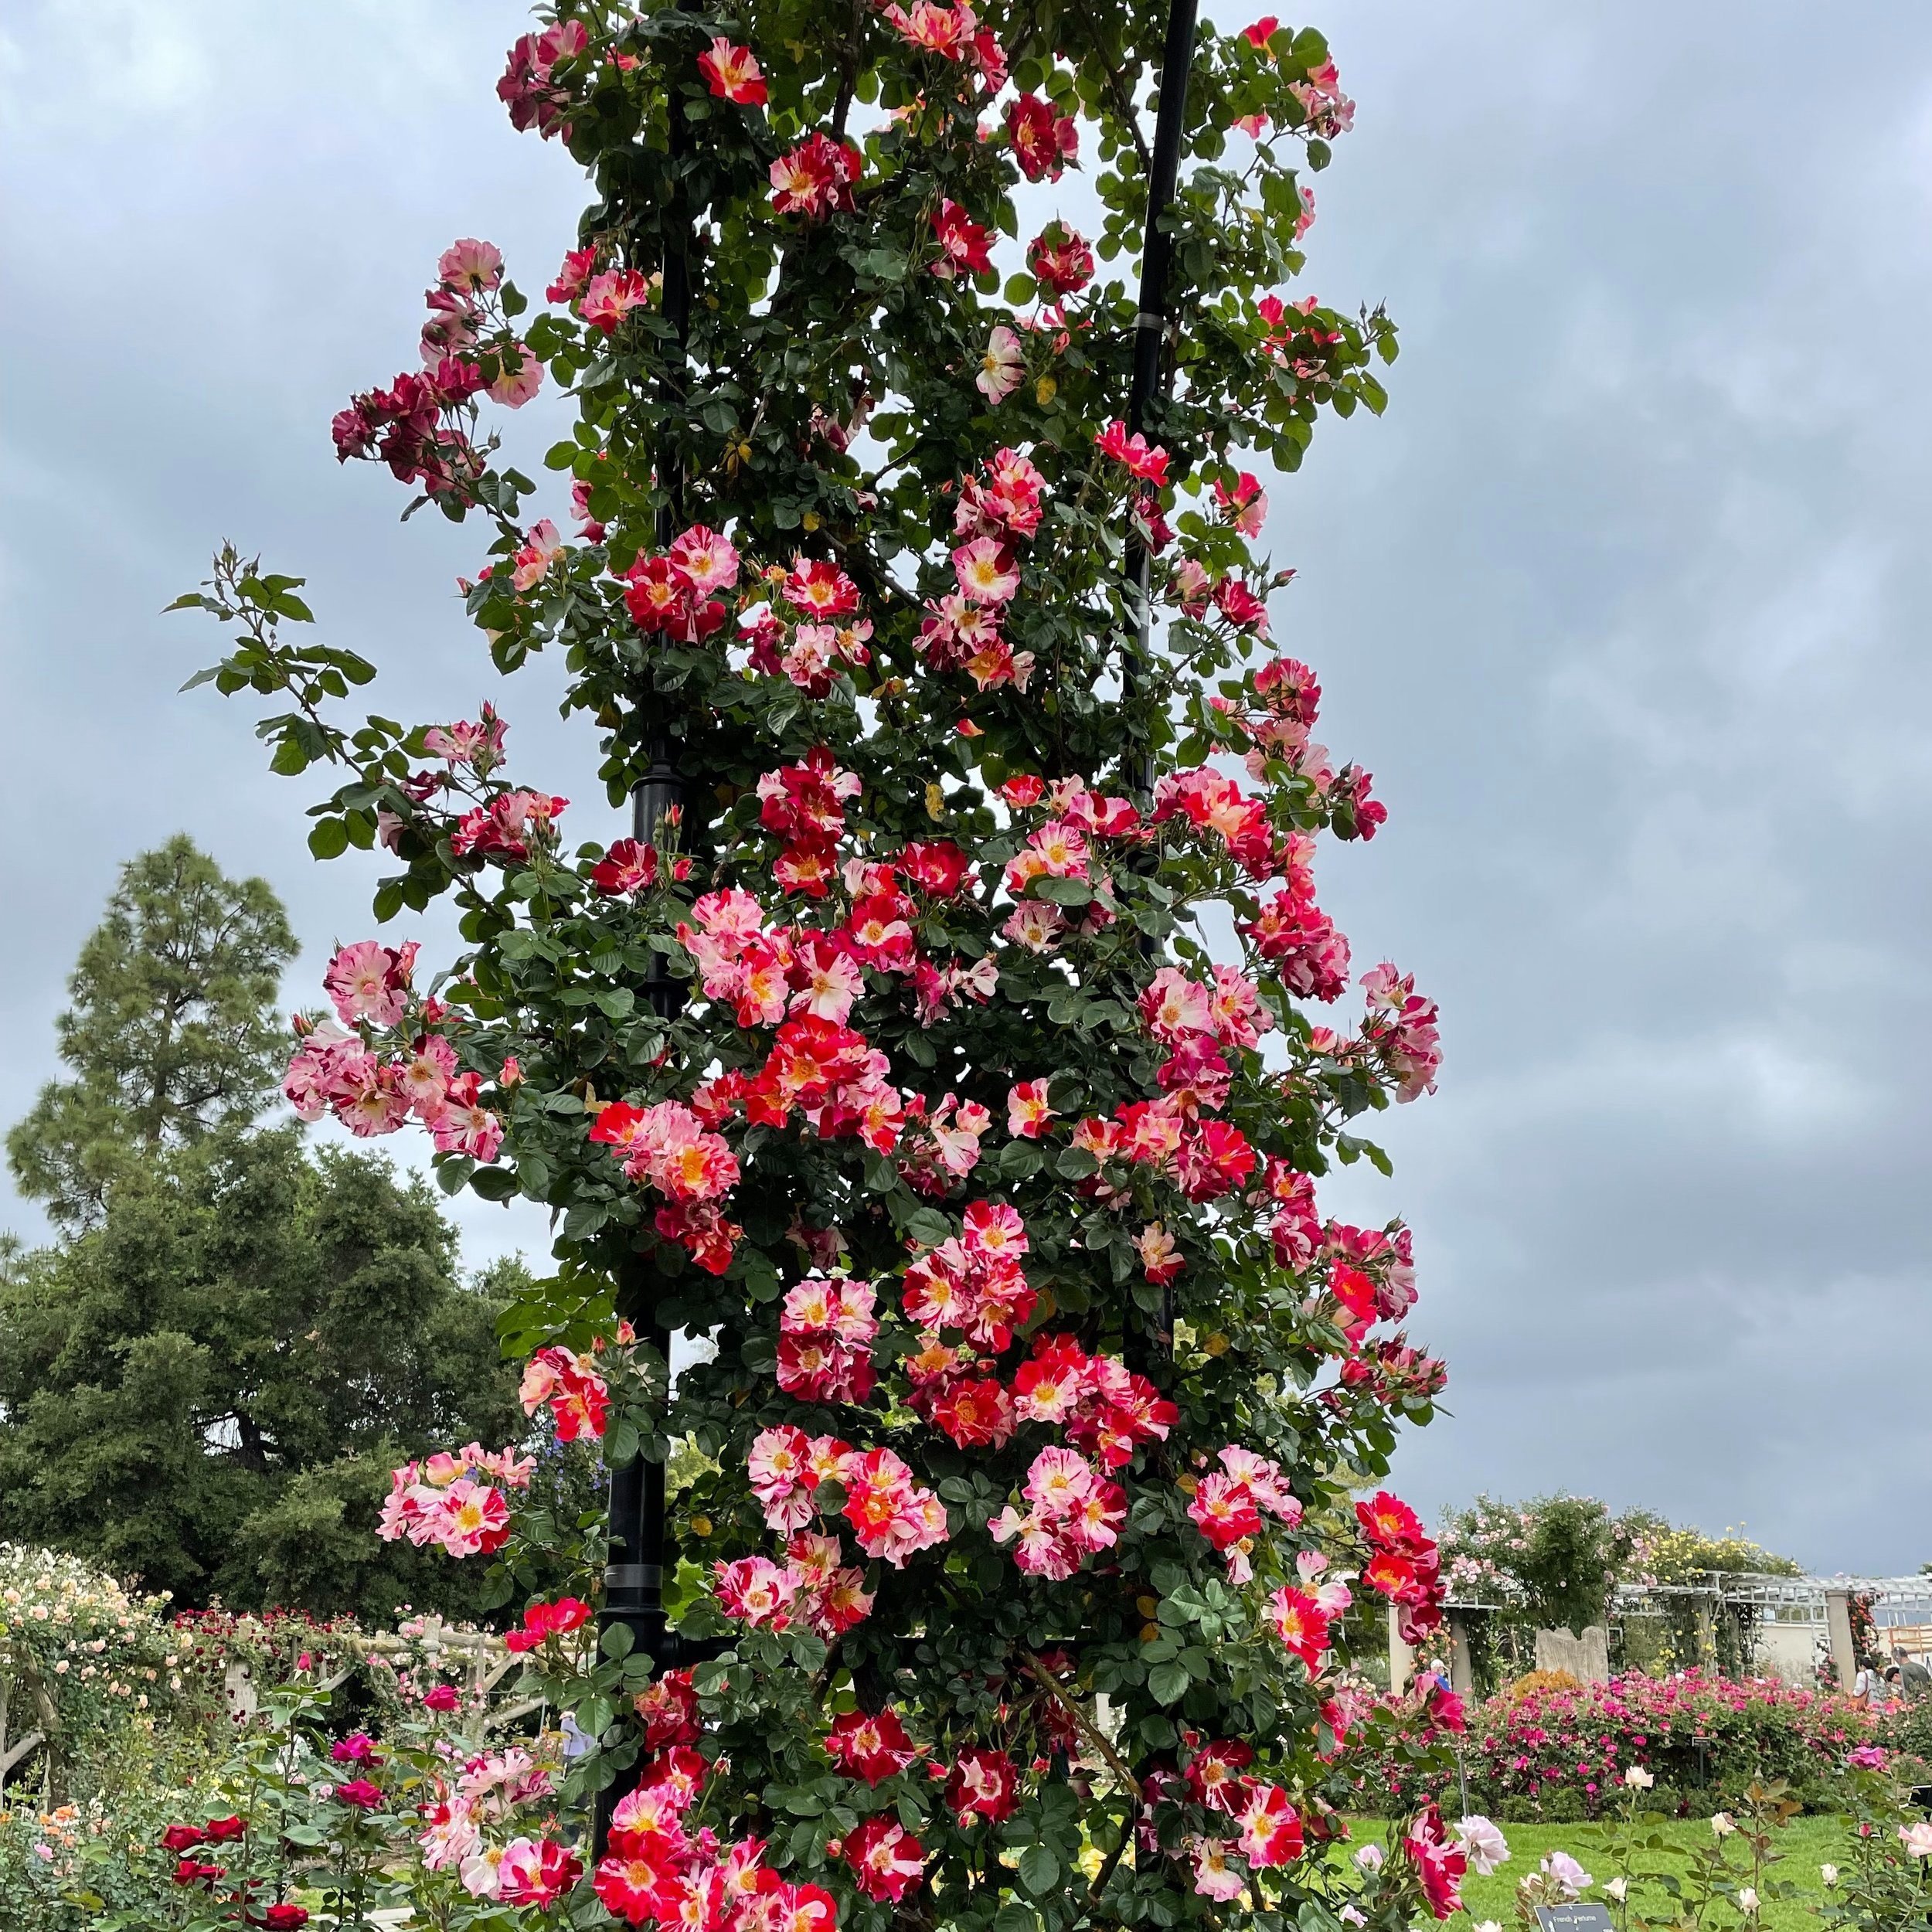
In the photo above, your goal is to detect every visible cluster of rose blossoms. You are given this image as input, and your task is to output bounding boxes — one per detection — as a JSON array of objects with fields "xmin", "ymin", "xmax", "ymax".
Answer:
[
  {"xmin": 563, "ymin": 722, "xmax": 1436, "ymax": 1278},
  {"xmin": 723, "ymin": 1213, "xmax": 1182, "ymax": 1595},
  {"xmin": 1401, "ymin": 1809, "xmax": 1471, "ymax": 1918},
  {"xmin": 588, "ymin": 1680, "xmax": 859, "ymax": 1927},
  {"xmin": 418, "ymin": 1740, "xmax": 582, "ymax": 1907},
  {"xmin": 376, "ymin": 1442, "xmax": 532, "ymax": 1559},
  {"xmin": 914, "ymin": 446, "xmax": 1045, "ymax": 692},
  {"xmin": 744, "ymin": 1430, "xmax": 949, "ymax": 1573},
  {"xmin": 283, "ymin": 937, "xmax": 509, "ymax": 1160},
  {"xmin": 330, "ymin": 237, "xmax": 544, "ymax": 500},
  {"xmin": 1355, "ymin": 1490, "xmax": 1445, "ymax": 1644},
  {"xmin": 519, "ymin": 1342, "xmax": 612, "ymax": 1442},
  {"xmin": 159, "ymin": 1815, "xmax": 307, "ymax": 1923},
  {"xmin": 377, "ymin": 1345, "xmax": 614, "ymax": 1564},
  {"xmin": 1184, "ymin": 1444, "xmax": 1306, "ymax": 1584},
  {"xmin": 1182, "ymin": 1764, "xmax": 1311, "ymax": 1902}
]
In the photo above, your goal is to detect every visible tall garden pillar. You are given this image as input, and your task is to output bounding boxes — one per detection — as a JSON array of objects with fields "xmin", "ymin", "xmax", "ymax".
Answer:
[
  {"xmin": 1389, "ymin": 1604, "xmax": 1416, "ymax": 1694},
  {"xmin": 1825, "ymin": 1589, "xmax": 1859, "ymax": 1689},
  {"xmin": 1693, "ymin": 1593, "xmax": 1718, "ymax": 1672}
]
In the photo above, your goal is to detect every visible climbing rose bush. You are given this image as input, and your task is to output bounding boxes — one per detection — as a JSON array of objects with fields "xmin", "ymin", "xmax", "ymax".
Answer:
[
  {"xmin": 178, "ymin": 0, "xmax": 1458, "ymax": 1922},
  {"xmin": 0, "ymin": 1546, "xmax": 181, "ymax": 1785}
]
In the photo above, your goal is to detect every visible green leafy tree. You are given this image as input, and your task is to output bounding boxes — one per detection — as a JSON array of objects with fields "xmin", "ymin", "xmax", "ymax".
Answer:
[
  {"xmin": 0, "ymin": 1125, "xmax": 520, "ymax": 1620},
  {"xmin": 8, "ymin": 837, "xmax": 296, "ymax": 1231},
  {"xmin": 1441, "ymin": 1492, "xmax": 1633, "ymax": 1634},
  {"xmin": 3, "ymin": 840, "xmax": 534, "ymax": 1621}
]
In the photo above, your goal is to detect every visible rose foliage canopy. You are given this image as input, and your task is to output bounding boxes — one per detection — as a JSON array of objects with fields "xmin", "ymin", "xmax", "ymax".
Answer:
[{"xmin": 178, "ymin": 0, "xmax": 1462, "ymax": 1923}]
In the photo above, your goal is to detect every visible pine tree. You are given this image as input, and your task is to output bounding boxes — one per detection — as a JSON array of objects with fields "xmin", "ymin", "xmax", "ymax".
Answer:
[
  {"xmin": 2, "ymin": 841, "xmax": 530, "ymax": 1620},
  {"xmin": 9, "ymin": 836, "xmax": 296, "ymax": 1230}
]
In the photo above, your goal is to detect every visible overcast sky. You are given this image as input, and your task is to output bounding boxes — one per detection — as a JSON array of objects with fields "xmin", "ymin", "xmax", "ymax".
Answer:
[{"xmin": 4, "ymin": 2, "xmax": 1930, "ymax": 1574}]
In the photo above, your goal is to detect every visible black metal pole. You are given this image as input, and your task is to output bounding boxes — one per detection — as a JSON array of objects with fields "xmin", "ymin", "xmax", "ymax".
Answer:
[
  {"xmin": 594, "ymin": 29, "xmax": 701, "ymax": 1858},
  {"xmin": 1121, "ymin": 0, "xmax": 1199, "ymax": 1382},
  {"xmin": 1121, "ymin": 0, "xmax": 1199, "ymax": 808},
  {"xmin": 1127, "ymin": 0, "xmax": 1199, "ymax": 445},
  {"xmin": 592, "ymin": 764, "xmax": 696, "ymax": 1855},
  {"xmin": 600, "ymin": 1339, "xmax": 671, "ymax": 1655}
]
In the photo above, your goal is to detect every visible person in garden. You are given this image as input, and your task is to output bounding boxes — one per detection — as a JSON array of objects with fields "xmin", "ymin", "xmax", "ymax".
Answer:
[{"xmin": 164, "ymin": 0, "xmax": 1467, "ymax": 1924}]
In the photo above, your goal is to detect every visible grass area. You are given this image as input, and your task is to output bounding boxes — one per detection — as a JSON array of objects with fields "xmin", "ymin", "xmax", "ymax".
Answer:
[{"xmin": 1350, "ymin": 1815, "xmax": 1847, "ymax": 1929}]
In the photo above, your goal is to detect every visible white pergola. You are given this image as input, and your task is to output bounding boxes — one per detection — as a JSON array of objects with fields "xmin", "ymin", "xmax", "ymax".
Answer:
[{"xmin": 1393, "ymin": 1572, "xmax": 1932, "ymax": 1695}]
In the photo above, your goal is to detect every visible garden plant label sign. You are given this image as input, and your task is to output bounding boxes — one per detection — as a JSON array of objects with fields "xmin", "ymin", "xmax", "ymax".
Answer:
[{"xmin": 1535, "ymin": 1907, "xmax": 1614, "ymax": 1932}]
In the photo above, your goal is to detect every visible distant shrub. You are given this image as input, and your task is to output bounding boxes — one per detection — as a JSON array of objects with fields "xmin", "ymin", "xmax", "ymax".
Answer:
[
  {"xmin": 1352, "ymin": 1668, "xmax": 1879, "ymax": 1818},
  {"xmin": 1507, "ymin": 1668, "xmax": 1580, "ymax": 1701},
  {"xmin": 1876, "ymin": 1692, "xmax": 1932, "ymax": 1783},
  {"xmin": 0, "ymin": 1545, "xmax": 180, "ymax": 1798}
]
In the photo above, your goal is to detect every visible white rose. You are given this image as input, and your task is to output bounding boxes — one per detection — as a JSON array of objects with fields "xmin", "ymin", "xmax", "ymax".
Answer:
[
  {"xmin": 1453, "ymin": 1815, "xmax": 1510, "ymax": 1878},
  {"xmin": 1542, "ymin": 1851, "xmax": 1592, "ymax": 1891}
]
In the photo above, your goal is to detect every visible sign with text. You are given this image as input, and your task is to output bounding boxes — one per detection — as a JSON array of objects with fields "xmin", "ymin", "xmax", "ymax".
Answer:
[{"xmin": 1534, "ymin": 1908, "xmax": 1613, "ymax": 1932}]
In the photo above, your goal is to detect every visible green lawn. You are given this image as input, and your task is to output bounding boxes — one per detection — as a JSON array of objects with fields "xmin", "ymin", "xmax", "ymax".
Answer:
[{"xmin": 1349, "ymin": 1815, "xmax": 1848, "ymax": 1929}]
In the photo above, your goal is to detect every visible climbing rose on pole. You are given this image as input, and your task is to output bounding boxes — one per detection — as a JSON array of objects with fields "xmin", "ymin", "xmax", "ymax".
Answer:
[{"xmin": 179, "ymin": 0, "xmax": 1458, "ymax": 1920}]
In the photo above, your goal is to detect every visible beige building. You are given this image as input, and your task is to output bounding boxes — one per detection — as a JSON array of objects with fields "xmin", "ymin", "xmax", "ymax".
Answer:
[{"xmin": 1876, "ymin": 1620, "xmax": 1932, "ymax": 1660}]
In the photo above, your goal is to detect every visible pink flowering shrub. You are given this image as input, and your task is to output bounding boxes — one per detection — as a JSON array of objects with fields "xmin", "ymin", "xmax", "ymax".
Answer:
[
  {"xmin": 1357, "ymin": 1669, "xmax": 1883, "ymax": 1821},
  {"xmin": 135, "ymin": 1680, "xmax": 586, "ymax": 1929},
  {"xmin": 172, "ymin": 0, "xmax": 1472, "ymax": 1922}
]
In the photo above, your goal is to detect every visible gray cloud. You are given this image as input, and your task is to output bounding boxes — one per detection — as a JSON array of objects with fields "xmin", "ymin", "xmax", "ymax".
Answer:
[
  {"xmin": 3, "ymin": 0, "xmax": 1927, "ymax": 1569},
  {"xmin": 1292, "ymin": 0, "xmax": 1932, "ymax": 1568}
]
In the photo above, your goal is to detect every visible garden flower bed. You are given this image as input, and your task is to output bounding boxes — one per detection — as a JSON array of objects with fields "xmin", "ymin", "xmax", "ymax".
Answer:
[{"xmin": 1355, "ymin": 1669, "xmax": 1888, "ymax": 1820}]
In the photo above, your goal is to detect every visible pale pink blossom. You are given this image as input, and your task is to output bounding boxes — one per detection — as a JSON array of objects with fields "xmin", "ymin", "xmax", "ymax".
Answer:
[
  {"xmin": 977, "ymin": 325, "xmax": 1026, "ymax": 403},
  {"xmin": 439, "ymin": 239, "xmax": 503, "ymax": 293},
  {"xmin": 1190, "ymin": 1839, "xmax": 1247, "ymax": 1900},
  {"xmin": 325, "ymin": 939, "xmax": 413, "ymax": 1027},
  {"xmin": 488, "ymin": 345, "xmax": 545, "ymax": 408}
]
